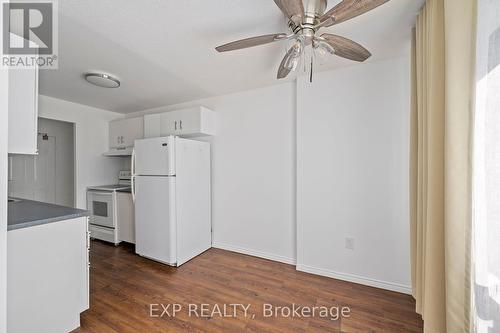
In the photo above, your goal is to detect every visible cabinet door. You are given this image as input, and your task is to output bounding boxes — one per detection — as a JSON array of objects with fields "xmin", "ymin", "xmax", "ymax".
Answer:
[
  {"xmin": 176, "ymin": 108, "xmax": 202, "ymax": 135},
  {"xmin": 8, "ymin": 66, "xmax": 38, "ymax": 154},
  {"xmin": 142, "ymin": 107, "xmax": 216, "ymax": 139},
  {"xmin": 109, "ymin": 121, "xmax": 123, "ymax": 148},
  {"xmin": 109, "ymin": 117, "xmax": 144, "ymax": 148},
  {"xmin": 121, "ymin": 117, "xmax": 144, "ymax": 147},
  {"xmin": 144, "ymin": 114, "xmax": 161, "ymax": 138},
  {"xmin": 160, "ymin": 111, "xmax": 179, "ymax": 136}
]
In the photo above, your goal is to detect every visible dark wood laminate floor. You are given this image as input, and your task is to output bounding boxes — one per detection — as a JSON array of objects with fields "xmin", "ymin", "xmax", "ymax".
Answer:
[{"xmin": 73, "ymin": 241, "xmax": 423, "ymax": 333}]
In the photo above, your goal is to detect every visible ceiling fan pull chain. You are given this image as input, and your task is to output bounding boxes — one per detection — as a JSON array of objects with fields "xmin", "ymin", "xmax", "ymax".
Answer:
[{"xmin": 310, "ymin": 53, "xmax": 314, "ymax": 83}]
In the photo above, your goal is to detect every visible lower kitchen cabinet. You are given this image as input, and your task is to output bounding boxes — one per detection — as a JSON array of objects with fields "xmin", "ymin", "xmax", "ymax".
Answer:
[{"xmin": 7, "ymin": 217, "xmax": 89, "ymax": 333}]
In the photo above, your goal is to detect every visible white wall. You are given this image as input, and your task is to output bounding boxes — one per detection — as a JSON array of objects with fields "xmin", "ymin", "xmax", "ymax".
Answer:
[
  {"xmin": 0, "ymin": 39, "xmax": 8, "ymax": 333},
  {"xmin": 296, "ymin": 57, "xmax": 411, "ymax": 293},
  {"xmin": 38, "ymin": 95, "xmax": 123, "ymax": 209},
  {"xmin": 128, "ymin": 57, "xmax": 411, "ymax": 292},
  {"xmin": 131, "ymin": 83, "xmax": 297, "ymax": 264}
]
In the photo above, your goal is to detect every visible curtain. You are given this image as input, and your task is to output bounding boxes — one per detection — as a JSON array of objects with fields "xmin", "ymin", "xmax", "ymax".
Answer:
[
  {"xmin": 472, "ymin": 1, "xmax": 500, "ymax": 331},
  {"xmin": 411, "ymin": 0, "xmax": 476, "ymax": 332}
]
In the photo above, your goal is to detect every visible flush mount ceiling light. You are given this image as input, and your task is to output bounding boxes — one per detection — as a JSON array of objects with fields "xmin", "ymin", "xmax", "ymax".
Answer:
[{"xmin": 84, "ymin": 72, "xmax": 121, "ymax": 88}]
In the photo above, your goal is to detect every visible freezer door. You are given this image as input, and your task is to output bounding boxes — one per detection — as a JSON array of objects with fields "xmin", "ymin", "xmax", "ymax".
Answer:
[
  {"xmin": 134, "ymin": 137, "xmax": 175, "ymax": 176},
  {"xmin": 134, "ymin": 176, "xmax": 176, "ymax": 265}
]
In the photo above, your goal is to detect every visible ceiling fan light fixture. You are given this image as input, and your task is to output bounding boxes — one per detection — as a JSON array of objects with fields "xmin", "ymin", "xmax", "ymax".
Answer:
[
  {"xmin": 216, "ymin": 0, "xmax": 386, "ymax": 80},
  {"xmin": 84, "ymin": 72, "xmax": 121, "ymax": 88},
  {"xmin": 314, "ymin": 40, "xmax": 335, "ymax": 58},
  {"xmin": 284, "ymin": 39, "xmax": 303, "ymax": 71},
  {"xmin": 285, "ymin": 55, "xmax": 301, "ymax": 72}
]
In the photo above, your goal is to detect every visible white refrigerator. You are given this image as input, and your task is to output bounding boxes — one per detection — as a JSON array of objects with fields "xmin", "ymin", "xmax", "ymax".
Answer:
[{"xmin": 132, "ymin": 136, "xmax": 211, "ymax": 266}]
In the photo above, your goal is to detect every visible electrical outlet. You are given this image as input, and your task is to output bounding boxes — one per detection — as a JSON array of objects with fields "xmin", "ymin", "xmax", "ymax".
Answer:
[{"xmin": 345, "ymin": 238, "xmax": 355, "ymax": 250}]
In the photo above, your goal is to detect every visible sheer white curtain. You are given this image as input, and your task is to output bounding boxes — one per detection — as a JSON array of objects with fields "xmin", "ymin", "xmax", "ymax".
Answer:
[{"xmin": 473, "ymin": 0, "xmax": 500, "ymax": 332}]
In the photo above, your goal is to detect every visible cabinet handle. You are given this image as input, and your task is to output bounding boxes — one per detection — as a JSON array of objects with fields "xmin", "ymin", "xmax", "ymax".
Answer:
[
  {"xmin": 175, "ymin": 121, "xmax": 177, "ymax": 130},
  {"xmin": 179, "ymin": 120, "xmax": 182, "ymax": 130}
]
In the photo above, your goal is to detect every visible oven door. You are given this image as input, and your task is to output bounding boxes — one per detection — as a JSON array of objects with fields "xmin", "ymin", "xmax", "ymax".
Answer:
[{"xmin": 87, "ymin": 190, "xmax": 115, "ymax": 228}]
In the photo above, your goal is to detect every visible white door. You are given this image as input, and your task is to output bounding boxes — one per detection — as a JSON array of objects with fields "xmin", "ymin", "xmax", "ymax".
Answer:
[
  {"xmin": 134, "ymin": 176, "xmax": 176, "ymax": 265},
  {"xmin": 34, "ymin": 135, "xmax": 56, "ymax": 203},
  {"xmin": 134, "ymin": 137, "xmax": 175, "ymax": 176}
]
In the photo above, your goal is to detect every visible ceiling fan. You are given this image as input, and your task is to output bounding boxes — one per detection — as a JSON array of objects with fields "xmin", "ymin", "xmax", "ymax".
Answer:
[{"xmin": 215, "ymin": 0, "xmax": 390, "ymax": 81}]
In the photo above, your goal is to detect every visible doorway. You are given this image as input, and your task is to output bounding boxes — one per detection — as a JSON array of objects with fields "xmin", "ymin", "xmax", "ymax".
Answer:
[{"xmin": 8, "ymin": 118, "xmax": 75, "ymax": 207}]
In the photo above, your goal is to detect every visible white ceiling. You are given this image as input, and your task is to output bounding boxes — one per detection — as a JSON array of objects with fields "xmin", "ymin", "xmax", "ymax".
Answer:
[{"xmin": 39, "ymin": 0, "xmax": 424, "ymax": 113}]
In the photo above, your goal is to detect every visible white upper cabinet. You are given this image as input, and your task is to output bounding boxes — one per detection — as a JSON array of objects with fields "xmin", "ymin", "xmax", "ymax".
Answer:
[
  {"xmin": 144, "ymin": 106, "xmax": 216, "ymax": 138},
  {"xmin": 8, "ymin": 35, "xmax": 39, "ymax": 155},
  {"xmin": 109, "ymin": 117, "xmax": 144, "ymax": 150},
  {"xmin": 143, "ymin": 113, "xmax": 161, "ymax": 138}
]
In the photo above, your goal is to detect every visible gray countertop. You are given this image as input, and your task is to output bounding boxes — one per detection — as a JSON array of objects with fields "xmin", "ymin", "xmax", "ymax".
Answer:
[{"xmin": 8, "ymin": 198, "xmax": 90, "ymax": 231}]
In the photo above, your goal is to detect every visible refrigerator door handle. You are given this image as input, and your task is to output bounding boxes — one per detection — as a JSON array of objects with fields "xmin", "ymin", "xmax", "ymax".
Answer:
[
  {"xmin": 132, "ymin": 176, "xmax": 136, "ymax": 202},
  {"xmin": 131, "ymin": 148, "xmax": 136, "ymax": 202}
]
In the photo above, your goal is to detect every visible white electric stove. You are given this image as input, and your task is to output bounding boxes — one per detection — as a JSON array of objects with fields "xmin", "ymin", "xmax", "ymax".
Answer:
[
  {"xmin": 87, "ymin": 170, "xmax": 132, "ymax": 192},
  {"xmin": 87, "ymin": 171, "xmax": 135, "ymax": 244}
]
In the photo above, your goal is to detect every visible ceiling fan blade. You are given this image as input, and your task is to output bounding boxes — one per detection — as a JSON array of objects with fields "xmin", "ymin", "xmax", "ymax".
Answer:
[
  {"xmin": 277, "ymin": 46, "xmax": 296, "ymax": 79},
  {"xmin": 273, "ymin": 0, "xmax": 304, "ymax": 20},
  {"xmin": 321, "ymin": 34, "xmax": 371, "ymax": 62},
  {"xmin": 321, "ymin": 0, "xmax": 390, "ymax": 27},
  {"xmin": 216, "ymin": 33, "xmax": 287, "ymax": 52}
]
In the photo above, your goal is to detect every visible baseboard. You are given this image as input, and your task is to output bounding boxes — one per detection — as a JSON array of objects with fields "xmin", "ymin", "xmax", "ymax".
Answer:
[
  {"xmin": 212, "ymin": 242, "xmax": 296, "ymax": 265},
  {"xmin": 296, "ymin": 264, "xmax": 412, "ymax": 295},
  {"xmin": 211, "ymin": 242, "xmax": 411, "ymax": 295}
]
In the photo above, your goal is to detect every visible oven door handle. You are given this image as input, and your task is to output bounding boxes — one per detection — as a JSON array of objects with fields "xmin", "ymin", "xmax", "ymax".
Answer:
[{"xmin": 88, "ymin": 190, "xmax": 113, "ymax": 197}]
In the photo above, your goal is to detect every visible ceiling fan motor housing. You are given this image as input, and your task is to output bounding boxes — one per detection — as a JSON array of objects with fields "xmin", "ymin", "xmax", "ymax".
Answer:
[
  {"xmin": 303, "ymin": 0, "xmax": 328, "ymax": 18},
  {"xmin": 290, "ymin": 0, "xmax": 328, "ymax": 34}
]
